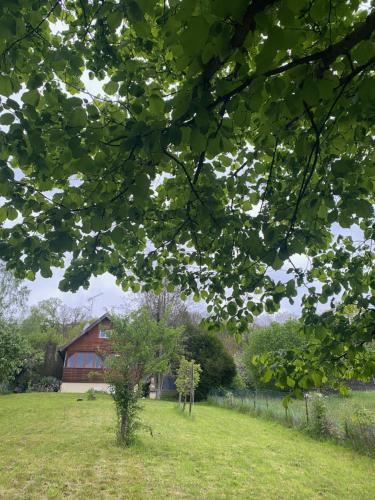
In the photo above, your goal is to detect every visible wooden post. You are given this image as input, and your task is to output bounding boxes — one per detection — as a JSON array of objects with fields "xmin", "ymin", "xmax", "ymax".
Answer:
[
  {"xmin": 304, "ymin": 393, "xmax": 309, "ymax": 425},
  {"xmin": 189, "ymin": 361, "xmax": 194, "ymax": 415},
  {"xmin": 253, "ymin": 388, "xmax": 257, "ymax": 410}
]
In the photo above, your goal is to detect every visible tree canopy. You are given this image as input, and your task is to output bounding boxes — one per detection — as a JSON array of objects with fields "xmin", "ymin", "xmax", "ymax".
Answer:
[
  {"xmin": 184, "ymin": 329, "xmax": 236, "ymax": 399},
  {"xmin": 0, "ymin": 1, "xmax": 374, "ymax": 389},
  {"xmin": 243, "ymin": 319, "xmax": 305, "ymax": 388}
]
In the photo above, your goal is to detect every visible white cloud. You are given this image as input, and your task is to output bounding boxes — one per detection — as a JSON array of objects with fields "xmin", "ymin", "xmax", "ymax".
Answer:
[{"xmin": 26, "ymin": 268, "xmax": 135, "ymax": 316}]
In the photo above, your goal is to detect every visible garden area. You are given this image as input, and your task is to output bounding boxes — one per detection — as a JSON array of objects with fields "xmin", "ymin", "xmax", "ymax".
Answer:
[
  {"xmin": 1, "ymin": 392, "xmax": 375, "ymax": 499},
  {"xmin": 209, "ymin": 389, "xmax": 375, "ymax": 456}
]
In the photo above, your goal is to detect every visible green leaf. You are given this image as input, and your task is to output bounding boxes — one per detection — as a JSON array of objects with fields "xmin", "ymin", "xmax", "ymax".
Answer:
[
  {"xmin": 286, "ymin": 376, "xmax": 295, "ymax": 388},
  {"xmin": 190, "ymin": 127, "xmax": 206, "ymax": 154},
  {"xmin": 227, "ymin": 301, "xmax": 237, "ymax": 315},
  {"xmin": 149, "ymin": 94, "xmax": 165, "ymax": 115},
  {"xmin": 262, "ymin": 368, "xmax": 273, "ymax": 383},
  {"xmin": 181, "ymin": 17, "xmax": 209, "ymax": 58},
  {"xmin": 69, "ymin": 109, "xmax": 87, "ymax": 128},
  {"xmin": 27, "ymin": 73, "xmax": 44, "ymax": 90},
  {"xmin": 331, "ymin": 159, "xmax": 351, "ymax": 177},
  {"xmin": 311, "ymin": 371, "xmax": 322, "ymax": 387},
  {"xmin": 0, "ymin": 76, "xmax": 13, "ymax": 97},
  {"xmin": 103, "ymin": 81, "xmax": 118, "ymax": 95},
  {"xmin": 0, "ymin": 113, "xmax": 15, "ymax": 125},
  {"xmin": 111, "ymin": 227, "xmax": 124, "ymax": 244},
  {"xmin": 21, "ymin": 90, "xmax": 40, "ymax": 107},
  {"xmin": 302, "ymin": 80, "xmax": 319, "ymax": 105},
  {"xmin": 349, "ymin": 199, "xmax": 373, "ymax": 218}
]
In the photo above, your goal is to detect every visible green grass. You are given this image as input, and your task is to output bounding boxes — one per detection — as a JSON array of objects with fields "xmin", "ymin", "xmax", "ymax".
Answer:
[
  {"xmin": 1, "ymin": 393, "xmax": 375, "ymax": 499},
  {"xmin": 209, "ymin": 390, "xmax": 375, "ymax": 430}
]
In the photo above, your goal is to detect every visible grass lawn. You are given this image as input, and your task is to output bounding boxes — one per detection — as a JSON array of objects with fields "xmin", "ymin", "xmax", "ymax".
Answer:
[{"xmin": 0, "ymin": 393, "xmax": 375, "ymax": 499}]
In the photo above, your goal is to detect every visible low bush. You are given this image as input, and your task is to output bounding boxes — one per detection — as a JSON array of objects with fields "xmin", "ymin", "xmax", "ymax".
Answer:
[
  {"xmin": 344, "ymin": 408, "xmax": 375, "ymax": 457},
  {"xmin": 184, "ymin": 330, "xmax": 236, "ymax": 400},
  {"xmin": 308, "ymin": 393, "xmax": 339, "ymax": 438},
  {"xmin": 0, "ymin": 382, "xmax": 11, "ymax": 394},
  {"xmin": 243, "ymin": 320, "xmax": 304, "ymax": 389},
  {"xmin": 33, "ymin": 376, "xmax": 61, "ymax": 392},
  {"xmin": 86, "ymin": 388, "xmax": 96, "ymax": 400}
]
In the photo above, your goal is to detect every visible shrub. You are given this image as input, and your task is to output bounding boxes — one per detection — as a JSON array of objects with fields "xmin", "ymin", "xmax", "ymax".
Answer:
[
  {"xmin": 33, "ymin": 376, "xmax": 61, "ymax": 392},
  {"xmin": 184, "ymin": 330, "xmax": 236, "ymax": 400},
  {"xmin": 344, "ymin": 408, "xmax": 375, "ymax": 457},
  {"xmin": 0, "ymin": 325, "xmax": 31, "ymax": 385},
  {"xmin": 86, "ymin": 388, "xmax": 96, "ymax": 400},
  {"xmin": 308, "ymin": 393, "xmax": 338, "ymax": 438},
  {"xmin": 243, "ymin": 320, "xmax": 304, "ymax": 388},
  {"xmin": 0, "ymin": 382, "xmax": 11, "ymax": 394}
]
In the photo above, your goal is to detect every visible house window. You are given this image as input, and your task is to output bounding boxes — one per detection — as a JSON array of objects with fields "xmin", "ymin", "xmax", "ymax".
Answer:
[
  {"xmin": 66, "ymin": 353, "xmax": 75, "ymax": 368},
  {"xmin": 65, "ymin": 352, "xmax": 103, "ymax": 369},
  {"xmin": 95, "ymin": 354, "xmax": 103, "ymax": 368},
  {"xmin": 86, "ymin": 352, "xmax": 94, "ymax": 368},
  {"xmin": 76, "ymin": 352, "xmax": 84, "ymax": 368},
  {"xmin": 99, "ymin": 329, "xmax": 112, "ymax": 339}
]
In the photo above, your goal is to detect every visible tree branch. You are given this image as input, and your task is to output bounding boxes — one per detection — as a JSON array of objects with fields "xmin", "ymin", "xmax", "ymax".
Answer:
[
  {"xmin": 202, "ymin": 0, "xmax": 279, "ymax": 82},
  {"xmin": 2, "ymin": 0, "xmax": 60, "ymax": 58},
  {"xmin": 211, "ymin": 9, "xmax": 375, "ymax": 107}
]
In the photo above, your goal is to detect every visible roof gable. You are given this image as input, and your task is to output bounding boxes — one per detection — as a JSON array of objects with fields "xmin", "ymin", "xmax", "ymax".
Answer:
[{"xmin": 58, "ymin": 313, "xmax": 111, "ymax": 355}]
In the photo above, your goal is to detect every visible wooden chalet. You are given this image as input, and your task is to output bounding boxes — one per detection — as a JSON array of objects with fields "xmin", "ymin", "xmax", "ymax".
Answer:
[
  {"xmin": 59, "ymin": 313, "xmax": 176, "ymax": 396},
  {"xmin": 59, "ymin": 313, "xmax": 113, "ymax": 393}
]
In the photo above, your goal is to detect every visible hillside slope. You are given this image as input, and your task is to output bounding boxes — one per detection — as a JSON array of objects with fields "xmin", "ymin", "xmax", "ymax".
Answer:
[{"xmin": 0, "ymin": 393, "xmax": 374, "ymax": 499}]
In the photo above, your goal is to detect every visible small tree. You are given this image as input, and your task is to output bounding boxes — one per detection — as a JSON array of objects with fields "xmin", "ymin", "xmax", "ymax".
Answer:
[
  {"xmin": 139, "ymin": 283, "xmax": 187, "ymax": 398},
  {"xmin": 175, "ymin": 357, "xmax": 201, "ymax": 413},
  {"xmin": 0, "ymin": 262, "xmax": 29, "ymax": 322},
  {"xmin": 0, "ymin": 324, "xmax": 31, "ymax": 386},
  {"xmin": 105, "ymin": 308, "xmax": 182, "ymax": 446}
]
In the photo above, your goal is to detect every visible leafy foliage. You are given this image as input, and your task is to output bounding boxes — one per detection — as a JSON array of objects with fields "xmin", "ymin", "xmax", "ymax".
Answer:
[
  {"xmin": 19, "ymin": 298, "xmax": 88, "ymax": 381},
  {"xmin": 308, "ymin": 393, "xmax": 334, "ymax": 437},
  {"xmin": 0, "ymin": 1, "xmax": 374, "ymax": 388},
  {"xmin": 345, "ymin": 407, "xmax": 375, "ymax": 457},
  {"xmin": 254, "ymin": 311, "xmax": 375, "ymax": 396},
  {"xmin": 184, "ymin": 328, "xmax": 236, "ymax": 400},
  {"xmin": 175, "ymin": 356, "xmax": 201, "ymax": 400},
  {"xmin": 32, "ymin": 375, "xmax": 61, "ymax": 392},
  {"xmin": 106, "ymin": 308, "xmax": 182, "ymax": 445},
  {"xmin": 243, "ymin": 320, "xmax": 305, "ymax": 387},
  {"xmin": 0, "ymin": 323, "xmax": 30, "ymax": 385},
  {"xmin": 0, "ymin": 262, "xmax": 29, "ymax": 321}
]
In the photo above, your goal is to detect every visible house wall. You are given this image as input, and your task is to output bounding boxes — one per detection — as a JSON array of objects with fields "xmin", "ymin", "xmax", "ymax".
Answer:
[
  {"xmin": 60, "ymin": 382, "xmax": 111, "ymax": 393},
  {"xmin": 62, "ymin": 318, "xmax": 112, "ymax": 383}
]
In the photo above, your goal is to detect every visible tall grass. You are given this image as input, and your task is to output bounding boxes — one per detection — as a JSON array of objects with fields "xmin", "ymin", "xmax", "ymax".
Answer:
[{"xmin": 208, "ymin": 389, "xmax": 375, "ymax": 456}]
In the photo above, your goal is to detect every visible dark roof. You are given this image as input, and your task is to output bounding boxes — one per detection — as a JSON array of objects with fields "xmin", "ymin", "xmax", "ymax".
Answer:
[{"xmin": 58, "ymin": 313, "xmax": 111, "ymax": 357}]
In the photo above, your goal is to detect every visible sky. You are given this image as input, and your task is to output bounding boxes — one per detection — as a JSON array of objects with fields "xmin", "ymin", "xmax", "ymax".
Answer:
[
  {"xmin": 25, "ymin": 268, "xmax": 133, "ymax": 316},
  {"xmin": 24, "ymin": 260, "xmax": 306, "ymax": 319}
]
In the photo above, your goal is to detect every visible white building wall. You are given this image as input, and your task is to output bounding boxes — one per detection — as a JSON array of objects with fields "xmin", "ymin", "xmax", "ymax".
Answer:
[{"xmin": 60, "ymin": 382, "xmax": 111, "ymax": 393}]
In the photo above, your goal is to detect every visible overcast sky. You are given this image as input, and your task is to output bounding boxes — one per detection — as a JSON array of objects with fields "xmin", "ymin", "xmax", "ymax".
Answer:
[{"xmin": 25, "ymin": 262, "xmax": 305, "ymax": 319}]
